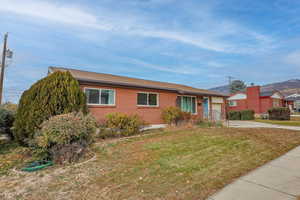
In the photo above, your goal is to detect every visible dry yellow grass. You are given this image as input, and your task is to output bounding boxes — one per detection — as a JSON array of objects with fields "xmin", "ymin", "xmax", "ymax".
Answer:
[
  {"xmin": 255, "ymin": 119, "xmax": 300, "ymax": 126},
  {"xmin": 1, "ymin": 127, "xmax": 300, "ymax": 200}
]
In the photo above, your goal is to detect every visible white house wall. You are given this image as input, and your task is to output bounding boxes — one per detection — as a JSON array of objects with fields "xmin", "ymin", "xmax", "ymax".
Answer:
[
  {"xmin": 212, "ymin": 97, "xmax": 224, "ymax": 103},
  {"xmin": 271, "ymin": 92, "xmax": 283, "ymax": 99},
  {"xmin": 228, "ymin": 93, "xmax": 247, "ymax": 100}
]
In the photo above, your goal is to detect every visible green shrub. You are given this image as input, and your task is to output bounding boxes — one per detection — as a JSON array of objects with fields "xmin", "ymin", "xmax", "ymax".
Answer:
[
  {"xmin": 0, "ymin": 108, "xmax": 15, "ymax": 139},
  {"xmin": 35, "ymin": 112, "xmax": 97, "ymax": 164},
  {"xmin": 105, "ymin": 113, "xmax": 144, "ymax": 137},
  {"xmin": 240, "ymin": 110, "xmax": 255, "ymax": 120},
  {"xmin": 161, "ymin": 107, "xmax": 182, "ymax": 125},
  {"xmin": 268, "ymin": 107, "xmax": 290, "ymax": 120},
  {"xmin": 228, "ymin": 111, "xmax": 241, "ymax": 120},
  {"xmin": 14, "ymin": 71, "xmax": 87, "ymax": 145}
]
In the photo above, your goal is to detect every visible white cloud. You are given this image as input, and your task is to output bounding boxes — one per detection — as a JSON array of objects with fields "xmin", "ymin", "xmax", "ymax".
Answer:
[
  {"xmin": 122, "ymin": 57, "xmax": 203, "ymax": 75},
  {"xmin": 0, "ymin": 0, "xmax": 113, "ymax": 30},
  {"xmin": 284, "ymin": 50, "xmax": 300, "ymax": 65},
  {"xmin": 0, "ymin": 0, "xmax": 274, "ymax": 54}
]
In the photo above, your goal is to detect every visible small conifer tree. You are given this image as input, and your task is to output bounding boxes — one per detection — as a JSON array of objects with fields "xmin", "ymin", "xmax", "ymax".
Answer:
[{"xmin": 14, "ymin": 71, "xmax": 87, "ymax": 145}]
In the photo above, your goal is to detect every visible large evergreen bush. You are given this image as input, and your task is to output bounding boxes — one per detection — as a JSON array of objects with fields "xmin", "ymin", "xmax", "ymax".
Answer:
[{"xmin": 14, "ymin": 71, "xmax": 87, "ymax": 145}]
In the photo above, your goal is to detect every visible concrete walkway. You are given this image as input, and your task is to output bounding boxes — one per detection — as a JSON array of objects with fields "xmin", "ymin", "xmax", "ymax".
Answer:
[
  {"xmin": 227, "ymin": 120, "xmax": 300, "ymax": 131},
  {"xmin": 209, "ymin": 144, "xmax": 300, "ymax": 200}
]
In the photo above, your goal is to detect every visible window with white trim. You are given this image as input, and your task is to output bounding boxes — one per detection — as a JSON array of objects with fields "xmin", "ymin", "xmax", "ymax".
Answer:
[
  {"xmin": 180, "ymin": 96, "xmax": 196, "ymax": 114},
  {"xmin": 228, "ymin": 100, "xmax": 237, "ymax": 107},
  {"xmin": 137, "ymin": 92, "xmax": 158, "ymax": 106},
  {"xmin": 85, "ymin": 88, "xmax": 115, "ymax": 105}
]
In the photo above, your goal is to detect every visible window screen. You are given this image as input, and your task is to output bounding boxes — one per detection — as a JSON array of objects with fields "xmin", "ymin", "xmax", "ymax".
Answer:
[
  {"xmin": 137, "ymin": 93, "xmax": 158, "ymax": 106},
  {"xmin": 85, "ymin": 88, "xmax": 115, "ymax": 105},
  {"xmin": 86, "ymin": 89, "xmax": 100, "ymax": 104}
]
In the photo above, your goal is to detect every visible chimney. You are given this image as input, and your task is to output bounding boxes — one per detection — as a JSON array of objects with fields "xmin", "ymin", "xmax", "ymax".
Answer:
[{"xmin": 246, "ymin": 86, "xmax": 261, "ymax": 113}]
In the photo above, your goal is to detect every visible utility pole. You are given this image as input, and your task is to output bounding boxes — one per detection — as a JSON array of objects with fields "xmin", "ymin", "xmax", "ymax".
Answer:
[{"xmin": 0, "ymin": 33, "xmax": 8, "ymax": 104}]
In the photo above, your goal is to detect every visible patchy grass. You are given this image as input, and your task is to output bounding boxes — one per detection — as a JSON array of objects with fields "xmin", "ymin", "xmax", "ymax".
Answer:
[
  {"xmin": 0, "ymin": 141, "xmax": 32, "ymax": 176},
  {"xmin": 255, "ymin": 119, "xmax": 300, "ymax": 126},
  {"xmin": 291, "ymin": 116, "xmax": 300, "ymax": 121},
  {"xmin": 1, "ymin": 127, "xmax": 300, "ymax": 200}
]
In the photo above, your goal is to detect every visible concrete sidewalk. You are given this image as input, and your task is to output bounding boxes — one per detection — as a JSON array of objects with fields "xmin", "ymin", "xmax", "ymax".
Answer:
[
  {"xmin": 227, "ymin": 120, "xmax": 300, "ymax": 131},
  {"xmin": 209, "ymin": 146, "xmax": 300, "ymax": 200}
]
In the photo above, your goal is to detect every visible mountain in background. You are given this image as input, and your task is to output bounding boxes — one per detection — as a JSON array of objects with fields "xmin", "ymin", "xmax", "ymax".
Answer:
[{"xmin": 210, "ymin": 79, "xmax": 300, "ymax": 96}]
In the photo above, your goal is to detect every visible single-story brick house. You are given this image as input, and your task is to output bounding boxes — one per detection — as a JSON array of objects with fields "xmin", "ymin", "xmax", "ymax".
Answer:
[
  {"xmin": 49, "ymin": 67, "xmax": 228, "ymax": 124},
  {"xmin": 228, "ymin": 85, "xmax": 293, "ymax": 114}
]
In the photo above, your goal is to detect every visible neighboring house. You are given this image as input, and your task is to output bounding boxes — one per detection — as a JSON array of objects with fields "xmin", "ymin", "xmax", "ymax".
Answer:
[
  {"xmin": 48, "ymin": 67, "xmax": 228, "ymax": 124},
  {"xmin": 228, "ymin": 85, "xmax": 293, "ymax": 114},
  {"xmin": 285, "ymin": 94, "xmax": 300, "ymax": 112}
]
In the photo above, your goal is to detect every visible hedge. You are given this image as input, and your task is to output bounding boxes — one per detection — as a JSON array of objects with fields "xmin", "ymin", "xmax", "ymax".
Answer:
[
  {"xmin": 268, "ymin": 107, "xmax": 290, "ymax": 120},
  {"xmin": 14, "ymin": 71, "xmax": 87, "ymax": 145},
  {"xmin": 240, "ymin": 110, "xmax": 255, "ymax": 120},
  {"xmin": 228, "ymin": 110, "xmax": 255, "ymax": 120},
  {"xmin": 228, "ymin": 111, "xmax": 241, "ymax": 120}
]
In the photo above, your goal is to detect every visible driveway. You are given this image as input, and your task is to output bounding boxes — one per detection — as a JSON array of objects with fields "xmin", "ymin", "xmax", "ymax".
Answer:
[
  {"xmin": 209, "ymin": 146, "xmax": 300, "ymax": 200},
  {"xmin": 226, "ymin": 120, "xmax": 300, "ymax": 131}
]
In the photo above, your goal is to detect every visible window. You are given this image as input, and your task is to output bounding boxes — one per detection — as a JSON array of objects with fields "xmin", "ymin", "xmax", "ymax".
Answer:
[
  {"xmin": 137, "ymin": 92, "xmax": 158, "ymax": 106},
  {"xmin": 180, "ymin": 96, "xmax": 196, "ymax": 114},
  {"xmin": 228, "ymin": 100, "xmax": 237, "ymax": 107},
  {"xmin": 273, "ymin": 99, "xmax": 280, "ymax": 107},
  {"xmin": 85, "ymin": 88, "xmax": 115, "ymax": 105}
]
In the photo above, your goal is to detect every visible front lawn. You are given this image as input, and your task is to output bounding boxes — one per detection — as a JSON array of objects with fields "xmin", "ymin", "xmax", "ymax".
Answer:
[
  {"xmin": 255, "ymin": 119, "xmax": 300, "ymax": 126},
  {"xmin": 0, "ymin": 141, "xmax": 32, "ymax": 176},
  {"xmin": 1, "ymin": 127, "xmax": 300, "ymax": 200}
]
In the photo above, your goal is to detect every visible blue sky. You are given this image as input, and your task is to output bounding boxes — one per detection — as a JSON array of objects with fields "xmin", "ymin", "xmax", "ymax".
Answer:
[{"xmin": 0, "ymin": 0, "xmax": 300, "ymax": 102}]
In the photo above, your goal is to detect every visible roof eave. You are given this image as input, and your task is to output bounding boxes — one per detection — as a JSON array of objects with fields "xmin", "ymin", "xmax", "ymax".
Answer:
[{"xmin": 77, "ymin": 78, "xmax": 227, "ymax": 97}]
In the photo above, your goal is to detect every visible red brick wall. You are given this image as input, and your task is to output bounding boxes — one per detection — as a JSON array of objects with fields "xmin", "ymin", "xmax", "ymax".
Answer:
[
  {"xmin": 260, "ymin": 97, "xmax": 272, "ymax": 113},
  {"xmin": 246, "ymin": 86, "xmax": 261, "ymax": 113},
  {"xmin": 228, "ymin": 99, "xmax": 247, "ymax": 111},
  {"xmin": 80, "ymin": 84, "xmax": 205, "ymax": 124}
]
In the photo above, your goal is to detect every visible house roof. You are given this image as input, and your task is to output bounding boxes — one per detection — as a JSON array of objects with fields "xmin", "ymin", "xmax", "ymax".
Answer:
[
  {"xmin": 48, "ymin": 66, "xmax": 227, "ymax": 97},
  {"xmin": 285, "ymin": 94, "xmax": 300, "ymax": 101},
  {"xmin": 260, "ymin": 91, "xmax": 274, "ymax": 97}
]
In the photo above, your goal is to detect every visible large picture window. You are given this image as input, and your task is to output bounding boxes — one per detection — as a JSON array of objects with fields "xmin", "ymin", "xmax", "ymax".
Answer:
[
  {"xmin": 137, "ymin": 92, "xmax": 158, "ymax": 106},
  {"xmin": 85, "ymin": 88, "xmax": 115, "ymax": 105},
  {"xmin": 180, "ymin": 96, "xmax": 196, "ymax": 114}
]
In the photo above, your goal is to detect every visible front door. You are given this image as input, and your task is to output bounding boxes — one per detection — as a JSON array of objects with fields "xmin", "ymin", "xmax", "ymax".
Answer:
[{"xmin": 203, "ymin": 97, "xmax": 209, "ymax": 119}]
